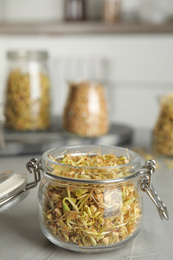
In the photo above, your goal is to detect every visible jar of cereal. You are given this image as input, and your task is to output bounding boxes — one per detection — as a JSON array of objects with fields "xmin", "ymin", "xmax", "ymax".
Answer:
[
  {"xmin": 0, "ymin": 145, "xmax": 169, "ymax": 253},
  {"xmin": 63, "ymin": 80, "xmax": 109, "ymax": 137},
  {"xmin": 4, "ymin": 50, "xmax": 51, "ymax": 131},
  {"xmin": 153, "ymin": 93, "xmax": 173, "ymax": 156}
]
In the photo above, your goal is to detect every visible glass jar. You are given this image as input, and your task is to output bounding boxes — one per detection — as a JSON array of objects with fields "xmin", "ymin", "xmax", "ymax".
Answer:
[
  {"xmin": 63, "ymin": 80, "xmax": 109, "ymax": 137},
  {"xmin": 65, "ymin": 0, "xmax": 85, "ymax": 21},
  {"xmin": 0, "ymin": 145, "xmax": 168, "ymax": 252},
  {"xmin": 33, "ymin": 145, "xmax": 167, "ymax": 253},
  {"xmin": 4, "ymin": 50, "xmax": 51, "ymax": 131},
  {"xmin": 153, "ymin": 93, "xmax": 173, "ymax": 156},
  {"xmin": 104, "ymin": 0, "xmax": 120, "ymax": 23}
]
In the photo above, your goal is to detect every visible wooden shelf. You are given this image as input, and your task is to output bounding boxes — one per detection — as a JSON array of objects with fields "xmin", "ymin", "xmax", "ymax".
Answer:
[{"xmin": 0, "ymin": 20, "xmax": 173, "ymax": 35}]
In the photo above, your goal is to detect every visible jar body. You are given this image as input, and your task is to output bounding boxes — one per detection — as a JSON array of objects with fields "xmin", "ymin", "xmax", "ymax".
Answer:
[
  {"xmin": 65, "ymin": 0, "xmax": 85, "ymax": 21},
  {"xmin": 153, "ymin": 94, "xmax": 173, "ymax": 156},
  {"xmin": 63, "ymin": 80, "xmax": 109, "ymax": 137},
  {"xmin": 38, "ymin": 145, "xmax": 142, "ymax": 253},
  {"xmin": 104, "ymin": 0, "xmax": 120, "ymax": 23},
  {"xmin": 5, "ymin": 51, "xmax": 51, "ymax": 131}
]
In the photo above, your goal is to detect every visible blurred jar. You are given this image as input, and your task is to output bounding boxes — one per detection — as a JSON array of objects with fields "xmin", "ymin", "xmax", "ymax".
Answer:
[
  {"xmin": 153, "ymin": 93, "xmax": 173, "ymax": 156},
  {"xmin": 5, "ymin": 50, "xmax": 51, "ymax": 131},
  {"xmin": 104, "ymin": 0, "xmax": 120, "ymax": 23},
  {"xmin": 65, "ymin": 0, "xmax": 85, "ymax": 21},
  {"xmin": 63, "ymin": 80, "xmax": 109, "ymax": 137},
  {"xmin": 121, "ymin": 0, "xmax": 139, "ymax": 22},
  {"xmin": 138, "ymin": 0, "xmax": 170, "ymax": 24}
]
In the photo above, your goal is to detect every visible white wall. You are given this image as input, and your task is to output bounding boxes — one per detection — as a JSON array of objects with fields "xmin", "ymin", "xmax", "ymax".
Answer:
[
  {"xmin": 0, "ymin": 0, "xmax": 64, "ymax": 21},
  {"xmin": 0, "ymin": 34, "xmax": 173, "ymax": 130}
]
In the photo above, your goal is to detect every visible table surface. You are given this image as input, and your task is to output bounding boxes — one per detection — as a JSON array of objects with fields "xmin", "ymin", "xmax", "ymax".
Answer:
[{"xmin": 0, "ymin": 129, "xmax": 172, "ymax": 260}]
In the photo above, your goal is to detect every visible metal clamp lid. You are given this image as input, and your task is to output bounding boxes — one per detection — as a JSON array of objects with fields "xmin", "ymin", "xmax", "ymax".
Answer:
[
  {"xmin": 140, "ymin": 160, "xmax": 169, "ymax": 220},
  {"xmin": 0, "ymin": 158, "xmax": 42, "ymax": 211}
]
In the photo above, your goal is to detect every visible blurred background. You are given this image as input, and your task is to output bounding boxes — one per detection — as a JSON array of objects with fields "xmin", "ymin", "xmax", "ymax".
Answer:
[{"xmin": 0, "ymin": 0, "xmax": 173, "ymax": 155}]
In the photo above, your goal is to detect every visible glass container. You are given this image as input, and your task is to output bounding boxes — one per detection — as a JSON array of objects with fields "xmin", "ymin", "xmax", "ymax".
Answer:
[
  {"xmin": 36, "ymin": 145, "xmax": 168, "ymax": 253},
  {"xmin": 153, "ymin": 93, "xmax": 173, "ymax": 156},
  {"xmin": 4, "ymin": 50, "xmax": 51, "ymax": 131},
  {"xmin": 63, "ymin": 80, "xmax": 109, "ymax": 137},
  {"xmin": 138, "ymin": 0, "xmax": 170, "ymax": 24},
  {"xmin": 0, "ymin": 145, "xmax": 168, "ymax": 253},
  {"xmin": 65, "ymin": 0, "xmax": 85, "ymax": 21},
  {"xmin": 104, "ymin": 0, "xmax": 120, "ymax": 23}
]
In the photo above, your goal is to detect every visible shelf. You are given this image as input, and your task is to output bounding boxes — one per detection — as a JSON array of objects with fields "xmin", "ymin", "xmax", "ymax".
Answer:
[
  {"xmin": 0, "ymin": 20, "xmax": 173, "ymax": 35},
  {"xmin": 1, "ymin": 123, "xmax": 133, "ymax": 156}
]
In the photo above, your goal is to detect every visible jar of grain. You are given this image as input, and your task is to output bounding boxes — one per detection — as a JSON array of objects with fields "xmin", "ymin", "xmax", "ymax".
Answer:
[
  {"xmin": 153, "ymin": 93, "xmax": 173, "ymax": 156},
  {"xmin": 0, "ymin": 145, "xmax": 169, "ymax": 252},
  {"xmin": 63, "ymin": 80, "xmax": 109, "ymax": 137},
  {"xmin": 104, "ymin": 0, "xmax": 121, "ymax": 23},
  {"xmin": 4, "ymin": 50, "xmax": 51, "ymax": 131}
]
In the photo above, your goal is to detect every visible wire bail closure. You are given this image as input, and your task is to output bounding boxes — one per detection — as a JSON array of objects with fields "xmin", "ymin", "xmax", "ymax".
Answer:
[
  {"xmin": 25, "ymin": 158, "xmax": 42, "ymax": 190},
  {"xmin": 140, "ymin": 160, "xmax": 169, "ymax": 220},
  {"xmin": 0, "ymin": 158, "xmax": 42, "ymax": 209}
]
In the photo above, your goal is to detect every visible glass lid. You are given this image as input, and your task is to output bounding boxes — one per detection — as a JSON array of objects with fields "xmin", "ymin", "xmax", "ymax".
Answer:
[
  {"xmin": 0, "ymin": 170, "xmax": 28, "ymax": 212},
  {"xmin": 0, "ymin": 158, "xmax": 41, "ymax": 212}
]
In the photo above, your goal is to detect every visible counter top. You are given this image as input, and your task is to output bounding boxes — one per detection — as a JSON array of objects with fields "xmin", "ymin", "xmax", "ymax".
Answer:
[{"xmin": 0, "ymin": 129, "xmax": 172, "ymax": 260}]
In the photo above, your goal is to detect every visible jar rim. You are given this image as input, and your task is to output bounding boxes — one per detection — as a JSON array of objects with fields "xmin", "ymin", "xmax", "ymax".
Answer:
[
  {"xmin": 67, "ymin": 79, "xmax": 105, "ymax": 86},
  {"xmin": 41, "ymin": 145, "xmax": 141, "ymax": 184},
  {"xmin": 160, "ymin": 93, "xmax": 173, "ymax": 105},
  {"xmin": 7, "ymin": 50, "xmax": 48, "ymax": 60}
]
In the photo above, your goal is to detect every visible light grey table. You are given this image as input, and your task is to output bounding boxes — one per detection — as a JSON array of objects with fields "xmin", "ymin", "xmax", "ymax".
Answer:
[{"xmin": 0, "ymin": 129, "xmax": 172, "ymax": 260}]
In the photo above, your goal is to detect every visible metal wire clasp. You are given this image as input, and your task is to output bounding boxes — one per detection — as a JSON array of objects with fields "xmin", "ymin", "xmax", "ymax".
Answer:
[
  {"xmin": 25, "ymin": 158, "xmax": 42, "ymax": 191},
  {"xmin": 140, "ymin": 160, "xmax": 169, "ymax": 220}
]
